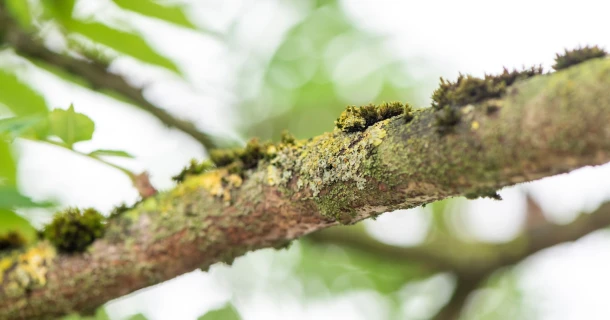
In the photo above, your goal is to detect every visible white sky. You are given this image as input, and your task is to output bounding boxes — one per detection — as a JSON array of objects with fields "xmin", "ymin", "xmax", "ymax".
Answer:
[{"xmin": 10, "ymin": 0, "xmax": 610, "ymax": 319}]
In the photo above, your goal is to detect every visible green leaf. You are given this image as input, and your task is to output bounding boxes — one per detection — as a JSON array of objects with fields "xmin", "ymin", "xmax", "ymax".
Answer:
[
  {"xmin": 0, "ymin": 115, "xmax": 46, "ymax": 140},
  {"xmin": 126, "ymin": 314, "xmax": 148, "ymax": 320},
  {"xmin": 0, "ymin": 186, "xmax": 52, "ymax": 209},
  {"xmin": 112, "ymin": 0, "xmax": 197, "ymax": 29},
  {"xmin": 0, "ymin": 69, "xmax": 48, "ymax": 116},
  {"xmin": 5, "ymin": 0, "xmax": 33, "ymax": 28},
  {"xmin": 0, "ymin": 139, "xmax": 16, "ymax": 186},
  {"xmin": 67, "ymin": 20, "xmax": 180, "ymax": 73},
  {"xmin": 88, "ymin": 149, "xmax": 134, "ymax": 158},
  {"xmin": 0, "ymin": 209, "xmax": 37, "ymax": 244},
  {"xmin": 295, "ymin": 236, "xmax": 423, "ymax": 296},
  {"xmin": 41, "ymin": 0, "xmax": 76, "ymax": 22},
  {"xmin": 49, "ymin": 105, "xmax": 95, "ymax": 148},
  {"xmin": 198, "ymin": 304, "xmax": 241, "ymax": 320},
  {"xmin": 60, "ymin": 307, "xmax": 110, "ymax": 320}
]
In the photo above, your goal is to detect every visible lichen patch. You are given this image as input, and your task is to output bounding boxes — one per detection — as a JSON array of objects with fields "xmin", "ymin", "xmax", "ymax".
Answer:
[{"xmin": 0, "ymin": 242, "xmax": 56, "ymax": 297}]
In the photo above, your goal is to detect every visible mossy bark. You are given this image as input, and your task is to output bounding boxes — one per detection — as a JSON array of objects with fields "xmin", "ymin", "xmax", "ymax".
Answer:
[{"xmin": 2, "ymin": 58, "xmax": 610, "ymax": 319}]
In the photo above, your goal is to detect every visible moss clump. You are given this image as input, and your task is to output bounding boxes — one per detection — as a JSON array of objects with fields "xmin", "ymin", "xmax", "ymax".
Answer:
[
  {"xmin": 210, "ymin": 148, "xmax": 241, "ymax": 167},
  {"xmin": 431, "ymin": 66, "xmax": 543, "ymax": 111},
  {"xmin": 553, "ymin": 45, "xmax": 607, "ymax": 71},
  {"xmin": 403, "ymin": 102, "xmax": 415, "ymax": 122},
  {"xmin": 465, "ymin": 188, "xmax": 502, "ymax": 200},
  {"xmin": 431, "ymin": 66, "xmax": 543, "ymax": 133},
  {"xmin": 335, "ymin": 101, "xmax": 407, "ymax": 133},
  {"xmin": 377, "ymin": 101, "xmax": 404, "ymax": 120},
  {"xmin": 0, "ymin": 231, "xmax": 28, "ymax": 251},
  {"xmin": 280, "ymin": 130, "xmax": 296, "ymax": 145},
  {"xmin": 434, "ymin": 106, "xmax": 461, "ymax": 133},
  {"xmin": 240, "ymin": 138, "xmax": 267, "ymax": 169},
  {"xmin": 43, "ymin": 207, "xmax": 106, "ymax": 253},
  {"xmin": 172, "ymin": 159, "xmax": 215, "ymax": 183},
  {"xmin": 209, "ymin": 138, "xmax": 276, "ymax": 174},
  {"xmin": 336, "ymin": 106, "xmax": 367, "ymax": 132}
]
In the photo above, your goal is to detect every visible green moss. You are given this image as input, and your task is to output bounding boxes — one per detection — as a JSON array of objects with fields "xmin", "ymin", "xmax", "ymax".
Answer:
[
  {"xmin": 465, "ymin": 188, "xmax": 502, "ymax": 200},
  {"xmin": 210, "ymin": 148, "xmax": 241, "ymax": 167},
  {"xmin": 172, "ymin": 159, "xmax": 215, "ymax": 183},
  {"xmin": 553, "ymin": 45, "xmax": 607, "ymax": 71},
  {"xmin": 206, "ymin": 138, "xmax": 279, "ymax": 177},
  {"xmin": 43, "ymin": 208, "xmax": 106, "ymax": 253},
  {"xmin": 335, "ymin": 101, "xmax": 407, "ymax": 133},
  {"xmin": 0, "ymin": 231, "xmax": 28, "ymax": 251},
  {"xmin": 336, "ymin": 106, "xmax": 367, "ymax": 132},
  {"xmin": 240, "ymin": 138, "xmax": 268, "ymax": 169},
  {"xmin": 109, "ymin": 202, "xmax": 131, "ymax": 219},
  {"xmin": 434, "ymin": 106, "xmax": 461, "ymax": 133},
  {"xmin": 314, "ymin": 184, "xmax": 357, "ymax": 222},
  {"xmin": 403, "ymin": 103, "xmax": 415, "ymax": 122},
  {"xmin": 430, "ymin": 66, "xmax": 543, "ymax": 133},
  {"xmin": 431, "ymin": 66, "xmax": 543, "ymax": 112},
  {"xmin": 378, "ymin": 101, "xmax": 404, "ymax": 120},
  {"xmin": 280, "ymin": 130, "xmax": 296, "ymax": 145}
]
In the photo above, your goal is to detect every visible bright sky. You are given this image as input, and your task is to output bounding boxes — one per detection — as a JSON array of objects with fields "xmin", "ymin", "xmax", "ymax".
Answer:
[{"xmin": 12, "ymin": 0, "xmax": 610, "ymax": 319}]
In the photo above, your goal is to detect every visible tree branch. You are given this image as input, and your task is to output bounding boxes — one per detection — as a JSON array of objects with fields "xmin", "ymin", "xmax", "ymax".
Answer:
[
  {"xmin": 311, "ymin": 199, "xmax": 610, "ymax": 319},
  {"xmin": 2, "ymin": 56, "xmax": 610, "ymax": 318},
  {"xmin": 0, "ymin": 3, "xmax": 217, "ymax": 150}
]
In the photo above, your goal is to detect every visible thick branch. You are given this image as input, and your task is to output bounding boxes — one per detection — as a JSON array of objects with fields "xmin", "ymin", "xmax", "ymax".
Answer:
[
  {"xmin": 0, "ymin": 3, "xmax": 216, "ymax": 150},
  {"xmin": 2, "ymin": 58, "xmax": 610, "ymax": 318}
]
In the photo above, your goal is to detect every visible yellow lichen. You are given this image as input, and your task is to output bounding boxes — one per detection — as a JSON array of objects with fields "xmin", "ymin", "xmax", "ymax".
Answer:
[
  {"xmin": 200, "ymin": 169, "xmax": 226, "ymax": 197},
  {"xmin": 266, "ymin": 165, "xmax": 280, "ymax": 186},
  {"xmin": 0, "ymin": 242, "xmax": 56, "ymax": 292},
  {"xmin": 471, "ymin": 121, "xmax": 480, "ymax": 130}
]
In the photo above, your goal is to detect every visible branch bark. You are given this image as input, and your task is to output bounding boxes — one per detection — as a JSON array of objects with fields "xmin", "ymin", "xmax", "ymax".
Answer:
[
  {"xmin": 0, "ymin": 2, "xmax": 217, "ymax": 150},
  {"xmin": 2, "ymin": 56, "xmax": 610, "ymax": 318}
]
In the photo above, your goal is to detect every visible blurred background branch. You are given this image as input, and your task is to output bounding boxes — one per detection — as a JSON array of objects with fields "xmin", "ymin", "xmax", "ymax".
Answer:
[
  {"xmin": 310, "ymin": 196, "xmax": 610, "ymax": 319},
  {"xmin": 0, "ymin": 0, "xmax": 217, "ymax": 150}
]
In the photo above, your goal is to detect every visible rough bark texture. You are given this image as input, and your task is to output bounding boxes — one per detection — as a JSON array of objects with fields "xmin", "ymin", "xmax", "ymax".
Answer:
[{"xmin": 2, "ymin": 58, "xmax": 610, "ymax": 319}]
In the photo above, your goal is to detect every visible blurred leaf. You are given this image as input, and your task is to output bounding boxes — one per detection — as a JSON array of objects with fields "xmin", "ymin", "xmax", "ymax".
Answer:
[
  {"xmin": 49, "ymin": 105, "xmax": 95, "ymax": 148},
  {"xmin": 88, "ymin": 149, "xmax": 134, "ymax": 158},
  {"xmin": 5, "ymin": 0, "xmax": 33, "ymax": 28},
  {"xmin": 61, "ymin": 308, "xmax": 110, "ymax": 320},
  {"xmin": 0, "ymin": 115, "xmax": 46, "ymax": 140},
  {"xmin": 67, "ymin": 20, "xmax": 180, "ymax": 73},
  {"xmin": 42, "ymin": 0, "xmax": 76, "ymax": 22},
  {"xmin": 0, "ymin": 186, "xmax": 53, "ymax": 209},
  {"xmin": 239, "ymin": 1, "xmax": 421, "ymax": 141},
  {"xmin": 0, "ymin": 69, "xmax": 48, "ymax": 116},
  {"xmin": 112, "ymin": 0, "xmax": 197, "ymax": 29},
  {"xmin": 428, "ymin": 198, "xmax": 452, "ymax": 233},
  {"xmin": 296, "ymin": 239, "xmax": 423, "ymax": 296},
  {"xmin": 0, "ymin": 209, "xmax": 37, "ymax": 245},
  {"xmin": 126, "ymin": 314, "xmax": 148, "ymax": 320},
  {"xmin": 198, "ymin": 304, "xmax": 241, "ymax": 320},
  {"xmin": 0, "ymin": 139, "xmax": 16, "ymax": 185}
]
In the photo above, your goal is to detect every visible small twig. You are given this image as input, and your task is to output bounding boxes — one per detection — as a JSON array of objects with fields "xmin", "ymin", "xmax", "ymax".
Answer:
[
  {"xmin": 31, "ymin": 138, "xmax": 156, "ymax": 197},
  {"xmin": 0, "ymin": 2, "xmax": 217, "ymax": 150}
]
